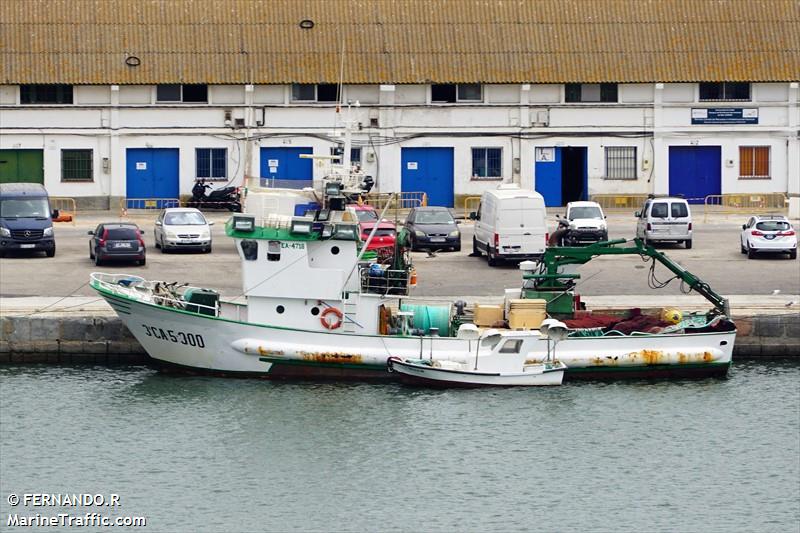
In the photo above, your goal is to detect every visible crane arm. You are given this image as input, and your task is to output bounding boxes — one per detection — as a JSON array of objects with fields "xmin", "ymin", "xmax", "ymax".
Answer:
[{"xmin": 529, "ymin": 238, "xmax": 730, "ymax": 316}]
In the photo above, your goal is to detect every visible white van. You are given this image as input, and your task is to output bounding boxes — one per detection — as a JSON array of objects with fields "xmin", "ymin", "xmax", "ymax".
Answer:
[
  {"xmin": 469, "ymin": 184, "xmax": 548, "ymax": 266},
  {"xmin": 635, "ymin": 196, "xmax": 693, "ymax": 248}
]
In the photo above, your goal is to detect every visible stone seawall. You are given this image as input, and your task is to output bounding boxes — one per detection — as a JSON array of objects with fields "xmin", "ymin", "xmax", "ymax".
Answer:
[
  {"xmin": 1, "ymin": 314, "xmax": 147, "ymax": 363},
  {"xmin": 1, "ymin": 301, "xmax": 797, "ymax": 363}
]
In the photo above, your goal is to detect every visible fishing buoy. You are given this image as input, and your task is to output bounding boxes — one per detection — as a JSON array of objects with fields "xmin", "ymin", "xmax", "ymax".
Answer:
[{"xmin": 660, "ymin": 307, "xmax": 682, "ymax": 325}]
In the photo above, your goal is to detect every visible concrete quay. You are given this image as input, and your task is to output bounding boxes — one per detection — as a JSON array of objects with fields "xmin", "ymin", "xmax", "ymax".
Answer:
[{"xmin": 0, "ymin": 295, "xmax": 797, "ymax": 364}]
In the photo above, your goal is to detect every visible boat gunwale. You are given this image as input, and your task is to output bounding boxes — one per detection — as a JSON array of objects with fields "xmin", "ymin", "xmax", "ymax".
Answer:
[
  {"xmin": 90, "ymin": 276, "xmax": 737, "ymax": 341},
  {"xmin": 389, "ymin": 358, "xmax": 565, "ymax": 378}
]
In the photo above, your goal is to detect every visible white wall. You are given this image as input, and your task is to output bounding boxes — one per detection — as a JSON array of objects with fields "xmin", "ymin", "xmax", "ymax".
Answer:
[
  {"xmin": 210, "ymin": 85, "xmax": 245, "ymax": 104},
  {"xmin": 253, "ymin": 85, "xmax": 285, "ymax": 104},
  {"xmin": 529, "ymin": 85, "xmax": 561, "ymax": 103},
  {"xmin": 395, "ymin": 85, "xmax": 426, "ymax": 104},
  {"xmin": 119, "ymin": 85, "xmax": 152, "ymax": 104},
  {"xmin": 75, "ymin": 86, "xmax": 111, "ymax": 104},
  {"xmin": 0, "ymin": 85, "xmax": 16, "ymax": 105},
  {"xmin": 486, "ymin": 85, "xmax": 521, "ymax": 104},
  {"xmin": 0, "ymin": 82, "xmax": 795, "ymax": 206}
]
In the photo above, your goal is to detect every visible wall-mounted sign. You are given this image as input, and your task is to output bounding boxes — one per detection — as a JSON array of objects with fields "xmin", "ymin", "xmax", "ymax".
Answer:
[
  {"xmin": 268, "ymin": 159, "xmax": 279, "ymax": 166},
  {"xmin": 692, "ymin": 108, "xmax": 758, "ymax": 125},
  {"xmin": 535, "ymin": 147, "xmax": 555, "ymax": 162},
  {"xmin": 407, "ymin": 161, "xmax": 418, "ymax": 170},
  {"xmin": 135, "ymin": 162, "xmax": 147, "ymax": 170},
  {"xmin": 269, "ymin": 166, "xmax": 277, "ymax": 174}
]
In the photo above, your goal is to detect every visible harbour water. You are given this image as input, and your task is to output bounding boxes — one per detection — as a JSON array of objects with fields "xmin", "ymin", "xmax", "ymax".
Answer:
[{"xmin": 1, "ymin": 361, "xmax": 798, "ymax": 532}]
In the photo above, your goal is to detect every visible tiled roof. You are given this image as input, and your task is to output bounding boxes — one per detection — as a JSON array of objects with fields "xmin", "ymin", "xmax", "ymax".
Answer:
[{"xmin": 2, "ymin": 0, "xmax": 798, "ymax": 84}]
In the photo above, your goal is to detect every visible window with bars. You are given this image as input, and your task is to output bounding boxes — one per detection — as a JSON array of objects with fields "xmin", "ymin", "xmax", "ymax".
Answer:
[
  {"xmin": 20, "ymin": 84, "xmax": 73, "ymax": 104},
  {"xmin": 61, "ymin": 149, "xmax": 93, "ymax": 182},
  {"xmin": 196, "ymin": 148, "xmax": 227, "ymax": 180},
  {"xmin": 565, "ymin": 83, "xmax": 618, "ymax": 103},
  {"xmin": 739, "ymin": 146, "xmax": 770, "ymax": 179},
  {"xmin": 699, "ymin": 82, "xmax": 750, "ymax": 101},
  {"xmin": 604, "ymin": 147, "xmax": 637, "ymax": 180},
  {"xmin": 471, "ymin": 148, "xmax": 502, "ymax": 179}
]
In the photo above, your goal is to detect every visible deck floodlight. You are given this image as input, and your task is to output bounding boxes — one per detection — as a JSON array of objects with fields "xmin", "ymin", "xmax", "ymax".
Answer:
[
  {"xmin": 290, "ymin": 217, "xmax": 314, "ymax": 235},
  {"xmin": 232, "ymin": 214, "xmax": 256, "ymax": 232},
  {"xmin": 324, "ymin": 181, "xmax": 343, "ymax": 197}
]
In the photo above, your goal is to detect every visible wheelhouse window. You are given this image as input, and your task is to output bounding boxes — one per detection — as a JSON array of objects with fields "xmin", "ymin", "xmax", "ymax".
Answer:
[
  {"xmin": 61, "ymin": 149, "xmax": 93, "ymax": 182},
  {"xmin": 699, "ymin": 82, "xmax": 750, "ymax": 101},
  {"xmin": 156, "ymin": 84, "xmax": 208, "ymax": 103},
  {"xmin": 196, "ymin": 148, "xmax": 227, "ymax": 180},
  {"xmin": 565, "ymin": 83, "xmax": 617, "ymax": 103},
  {"xmin": 498, "ymin": 339, "xmax": 523, "ymax": 354},
  {"xmin": 604, "ymin": 147, "xmax": 637, "ymax": 180},
  {"xmin": 739, "ymin": 146, "xmax": 770, "ymax": 179},
  {"xmin": 267, "ymin": 240, "xmax": 281, "ymax": 261},
  {"xmin": 431, "ymin": 84, "xmax": 482, "ymax": 103},
  {"xmin": 20, "ymin": 84, "xmax": 73, "ymax": 104},
  {"xmin": 471, "ymin": 148, "xmax": 502, "ymax": 179},
  {"xmin": 291, "ymin": 84, "xmax": 339, "ymax": 102}
]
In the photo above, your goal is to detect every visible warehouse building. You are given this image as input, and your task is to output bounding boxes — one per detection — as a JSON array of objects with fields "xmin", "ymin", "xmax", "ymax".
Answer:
[{"xmin": 1, "ymin": 0, "xmax": 798, "ymax": 215}]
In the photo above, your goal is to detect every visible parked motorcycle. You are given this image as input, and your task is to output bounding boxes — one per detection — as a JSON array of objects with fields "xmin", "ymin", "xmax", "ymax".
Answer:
[{"xmin": 187, "ymin": 179, "xmax": 242, "ymax": 212}]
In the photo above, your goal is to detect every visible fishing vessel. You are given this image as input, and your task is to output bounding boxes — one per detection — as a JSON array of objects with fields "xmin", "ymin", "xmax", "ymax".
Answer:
[{"xmin": 90, "ymin": 179, "xmax": 737, "ymax": 381}]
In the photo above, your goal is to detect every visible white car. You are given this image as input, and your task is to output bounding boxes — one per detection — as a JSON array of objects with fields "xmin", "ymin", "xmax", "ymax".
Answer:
[
  {"xmin": 557, "ymin": 201, "xmax": 608, "ymax": 246},
  {"xmin": 740, "ymin": 215, "xmax": 797, "ymax": 259},
  {"xmin": 154, "ymin": 207, "xmax": 214, "ymax": 253},
  {"xmin": 635, "ymin": 196, "xmax": 693, "ymax": 248}
]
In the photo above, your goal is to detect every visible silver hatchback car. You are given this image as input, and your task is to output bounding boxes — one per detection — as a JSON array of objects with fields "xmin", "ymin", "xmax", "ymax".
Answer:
[{"xmin": 154, "ymin": 208, "xmax": 214, "ymax": 253}]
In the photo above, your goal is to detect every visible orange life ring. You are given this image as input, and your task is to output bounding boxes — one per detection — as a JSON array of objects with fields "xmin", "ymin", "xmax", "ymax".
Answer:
[{"xmin": 320, "ymin": 307, "xmax": 344, "ymax": 330}]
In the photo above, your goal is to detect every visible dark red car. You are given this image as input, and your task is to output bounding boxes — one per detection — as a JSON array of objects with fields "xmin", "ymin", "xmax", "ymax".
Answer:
[{"xmin": 350, "ymin": 204, "xmax": 397, "ymax": 254}]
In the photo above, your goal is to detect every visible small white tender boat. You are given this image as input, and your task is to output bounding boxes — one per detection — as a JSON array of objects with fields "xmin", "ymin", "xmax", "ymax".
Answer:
[
  {"xmin": 388, "ymin": 357, "xmax": 567, "ymax": 387},
  {"xmin": 387, "ymin": 326, "xmax": 567, "ymax": 387}
]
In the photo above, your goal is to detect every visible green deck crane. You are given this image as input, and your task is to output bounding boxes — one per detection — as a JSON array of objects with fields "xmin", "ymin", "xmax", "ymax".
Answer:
[{"xmin": 523, "ymin": 238, "xmax": 730, "ymax": 317}]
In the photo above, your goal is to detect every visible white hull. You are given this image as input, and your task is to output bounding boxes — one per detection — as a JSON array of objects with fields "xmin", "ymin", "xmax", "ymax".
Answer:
[
  {"xmin": 388, "ymin": 358, "xmax": 565, "ymax": 387},
  {"xmin": 95, "ymin": 284, "xmax": 736, "ymax": 380}
]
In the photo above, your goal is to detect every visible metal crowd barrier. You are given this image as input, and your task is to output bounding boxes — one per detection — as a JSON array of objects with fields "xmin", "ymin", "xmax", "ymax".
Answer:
[
  {"xmin": 120, "ymin": 197, "xmax": 180, "ymax": 217},
  {"xmin": 49, "ymin": 197, "xmax": 77, "ymax": 225},
  {"xmin": 361, "ymin": 191, "xmax": 427, "ymax": 220},
  {"xmin": 589, "ymin": 194, "xmax": 651, "ymax": 211},
  {"xmin": 703, "ymin": 193, "xmax": 788, "ymax": 222},
  {"xmin": 462, "ymin": 196, "xmax": 481, "ymax": 222}
]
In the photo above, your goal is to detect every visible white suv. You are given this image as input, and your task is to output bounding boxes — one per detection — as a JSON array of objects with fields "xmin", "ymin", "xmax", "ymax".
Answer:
[
  {"xmin": 557, "ymin": 201, "xmax": 608, "ymax": 246},
  {"xmin": 740, "ymin": 215, "xmax": 797, "ymax": 259}
]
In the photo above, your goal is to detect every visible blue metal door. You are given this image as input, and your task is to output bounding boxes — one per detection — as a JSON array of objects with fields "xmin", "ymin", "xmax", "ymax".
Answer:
[
  {"xmin": 669, "ymin": 146, "xmax": 721, "ymax": 203},
  {"xmin": 401, "ymin": 147, "xmax": 454, "ymax": 207},
  {"xmin": 126, "ymin": 148, "xmax": 179, "ymax": 208},
  {"xmin": 260, "ymin": 147, "xmax": 313, "ymax": 189},
  {"xmin": 534, "ymin": 147, "xmax": 562, "ymax": 207}
]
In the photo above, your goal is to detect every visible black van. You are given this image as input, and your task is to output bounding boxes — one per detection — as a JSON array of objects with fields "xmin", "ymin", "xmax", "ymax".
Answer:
[{"xmin": 0, "ymin": 183, "xmax": 57, "ymax": 257}]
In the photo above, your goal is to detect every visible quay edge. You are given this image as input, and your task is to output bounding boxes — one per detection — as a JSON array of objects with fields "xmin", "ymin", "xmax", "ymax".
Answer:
[{"xmin": 0, "ymin": 297, "xmax": 798, "ymax": 365}]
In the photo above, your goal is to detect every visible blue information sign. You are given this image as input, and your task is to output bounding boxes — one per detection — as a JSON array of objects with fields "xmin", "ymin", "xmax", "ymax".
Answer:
[{"xmin": 691, "ymin": 108, "xmax": 758, "ymax": 125}]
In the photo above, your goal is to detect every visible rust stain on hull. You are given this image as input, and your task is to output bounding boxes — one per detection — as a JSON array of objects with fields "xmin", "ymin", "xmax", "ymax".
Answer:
[
  {"xmin": 298, "ymin": 351, "xmax": 363, "ymax": 364},
  {"xmin": 256, "ymin": 346, "xmax": 284, "ymax": 357}
]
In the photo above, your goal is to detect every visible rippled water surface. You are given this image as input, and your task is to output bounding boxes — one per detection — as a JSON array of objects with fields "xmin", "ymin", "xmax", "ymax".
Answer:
[{"xmin": 1, "ymin": 361, "xmax": 798, "ymax": 532}]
